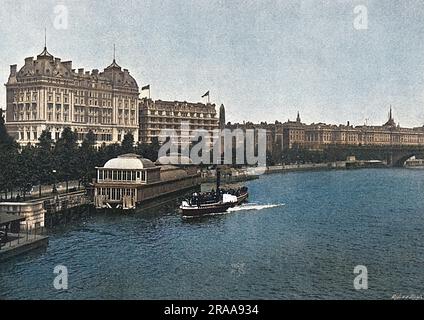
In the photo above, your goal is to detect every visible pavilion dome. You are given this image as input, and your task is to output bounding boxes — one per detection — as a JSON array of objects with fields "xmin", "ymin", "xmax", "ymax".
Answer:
[{"xmin": 103, "ymin": 154, "xmax": 155, "ymax": 170}]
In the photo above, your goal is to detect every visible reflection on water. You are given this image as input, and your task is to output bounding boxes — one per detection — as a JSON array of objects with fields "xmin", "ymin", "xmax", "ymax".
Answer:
[{"xmin": 1, "ymin": 168, "xmax": 424, "ymax": 299}]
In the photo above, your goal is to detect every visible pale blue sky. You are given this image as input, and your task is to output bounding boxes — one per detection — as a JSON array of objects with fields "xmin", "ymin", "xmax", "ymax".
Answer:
[{"xmin": 1, "ymin": 0, "xmax": 424, "ymax": 127}]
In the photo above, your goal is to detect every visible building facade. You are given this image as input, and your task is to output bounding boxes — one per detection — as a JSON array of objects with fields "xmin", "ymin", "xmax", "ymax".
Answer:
[
  {"xmin": 138, "ymin": 98, "xmax": 219, "ymax": 144},
  {"xmin": 282, "ymin": 109, "xmax": 424, "ymax": 150},
  {"xmin": 225, "ymin": 121, "xmax": 284, "ymax": 164},
  {"xmin": 5, "ymin": 46, "xmax": 139, "ymax": 146}
]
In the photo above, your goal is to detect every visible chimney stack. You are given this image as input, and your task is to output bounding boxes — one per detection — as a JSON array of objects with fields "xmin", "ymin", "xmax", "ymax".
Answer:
[
  {"xmin": 24, "ymin": 57, "xmax": 34, "ymax": 65},
  {"xmin": 10, "ymin": 64, "xmax": 17, "ymax": 76},
  {"xmin": 63, "ymin": 61, "xmax": 72, "ymax": 69}
]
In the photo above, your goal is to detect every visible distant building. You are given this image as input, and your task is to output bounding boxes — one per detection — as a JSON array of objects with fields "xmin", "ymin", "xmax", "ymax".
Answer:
[
  {"xmin": 282, "ymin": 108, "xmax": 424, "ymax": 150},
  {"xmin": 138, "ymin": 98, "xmax": 219, "ymax": 144},
  {"xmin": 225, "ymin": 121, "xmax": 283, "ymax": 164},
  {"xmin": 5, "ymin": 46, "xmax": 139, "ymax": 146}
]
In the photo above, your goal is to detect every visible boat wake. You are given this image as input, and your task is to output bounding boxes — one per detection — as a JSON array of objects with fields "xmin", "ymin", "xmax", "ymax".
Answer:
[
  {"xmin": 182, "ymin": 211, "xmax": 228, "ymax": 219},
  {"xmin": 181, "ymin": 203, "xmax": 284, "ymax": 219},
  {"xmin": 227, "ymin": 203, "xmax": 284, "ymax": 212}
]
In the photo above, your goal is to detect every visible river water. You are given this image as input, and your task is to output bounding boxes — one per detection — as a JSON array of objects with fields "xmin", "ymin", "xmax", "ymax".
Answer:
[{"xmin": 1, "ymin": 168, "xmax": 424, "ymax": 299}]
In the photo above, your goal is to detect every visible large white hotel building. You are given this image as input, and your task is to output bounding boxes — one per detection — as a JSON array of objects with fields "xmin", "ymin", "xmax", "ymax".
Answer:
[{"xmin": 4, "ymin": 46, "xmax": 140, "ymax": 145}]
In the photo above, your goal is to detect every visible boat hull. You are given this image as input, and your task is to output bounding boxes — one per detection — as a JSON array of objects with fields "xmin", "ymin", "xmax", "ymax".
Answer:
[
  {"xmin": 181, "ymin": 202, "xmax": 234, "ymax": 217},
  {"xmin": 180, "ymin": 191, "xmax": 249, "ymax": 217},
  {"xmin": 235, "ymin": 192, "xmax": 249, "ymax": 205}
]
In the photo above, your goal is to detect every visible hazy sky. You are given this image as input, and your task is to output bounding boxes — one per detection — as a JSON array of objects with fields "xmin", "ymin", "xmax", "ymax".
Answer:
[{"xmin": 1, "ymin": 0, "xmax": 424, "ymax": 127}]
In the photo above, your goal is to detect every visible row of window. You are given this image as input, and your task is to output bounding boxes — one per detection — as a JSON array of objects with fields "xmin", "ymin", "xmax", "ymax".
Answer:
[
  {"xmin": 75, "ymin": 99, "xmax": 112, "ymax": 107},
  {"xmin": 46, "ymin": 113, "xmax": 69, "ymax": 122},
  {"xmin": 300, "ymin": 134, "xmax": 421, "ymax": 143},
  {"xmin": 98, "ymin": 170, "xmax": 147, "ymax": 182},
  {"xmin": 19, "ymin": 131, "xmax": 38, "ymax": 141},
  {"xmin": 17, "ymin": 130, "xmax": 115, "ymax": 142},
  {"xmin": 14, "ymin": 103, "xmax": 37, "ymax": 111},
  {"xmin": 97, "ymin": 188, "xmax": 136, "ymax": 201},
  {"xmin": 144, "ymin": 117, "xmax": 216, "ymax": 123},
  {"xmin": 75, "ymin": 133, "xmax": 113, "ymax": 141},
  {"xmin": 145, "ymin": 110, "xmax": 215, "ymax": 118},
  {"xmin": 14, "ymin": 88, "xmax": 137, "ymax": 101},
  {"xmin": 75, "ymin": 91, "xmax": 112, "ymax": 99},
  {"xmin": 14, "ymin": 112, "xmax": 37, "ymax": 121}
]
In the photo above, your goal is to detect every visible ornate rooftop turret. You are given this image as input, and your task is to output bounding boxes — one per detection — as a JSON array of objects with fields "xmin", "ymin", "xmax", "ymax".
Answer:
[
  {"xmin": 37, "ymin": 30, "xmax": 53, "ymax": 59},
  {"xmin": 383, "ymin": 106, "xmax": 396, "ymax": 127},
  {"xmin": 37, "ymin": 46, "xmax": 54, "ymax": 60},
  {"xmin": 105, "ymin": 44, "xmax": 121, "ymax": 70},
  {"xmin": 105, "ymin": 59, "xmax": 121, "ymax": 70},
  {"xmin": 219, "ymin": 104, "xmax": 226, "ymax": 130},
  {"xmin": 101, "ymin": 45, "xmax": 138, "ymax": 90}
]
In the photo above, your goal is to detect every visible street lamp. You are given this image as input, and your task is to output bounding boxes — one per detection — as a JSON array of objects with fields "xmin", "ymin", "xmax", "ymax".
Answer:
[{"xmin": 52, "ymin": 169, "xmax": 58, "ymax": 195}]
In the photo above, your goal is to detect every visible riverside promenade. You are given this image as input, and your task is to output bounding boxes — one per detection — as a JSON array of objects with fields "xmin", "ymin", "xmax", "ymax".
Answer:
[
  {"xmin": 0, "ymin": 232, "xmax": 48, "ymax": 262},
  {"xmin": 266, "ymin": 161, "xmax": 347, "ymax": 174},
  {"xmin": 0, "ymin": 212, "xmax": 48, "ymax": 261},
  {"xmin": 0, "ymin": 189, "xmax": 91, "ymax": 261},
  {"xmin": 201, "ymin": 162, "xmax": 348, "ymax": 184}
]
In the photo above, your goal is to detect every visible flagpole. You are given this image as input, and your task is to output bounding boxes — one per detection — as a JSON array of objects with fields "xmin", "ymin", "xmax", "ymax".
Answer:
[{"xmin": 202, "ymin": 91, "xmax": 210, "ymax": 104}]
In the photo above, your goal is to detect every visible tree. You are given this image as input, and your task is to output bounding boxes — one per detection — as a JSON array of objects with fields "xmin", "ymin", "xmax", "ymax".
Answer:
[
  {"xmin": 16, "ymin": 143, "xmax": 38, "ymax": 200},
  {"xmin": 53, "ymin": 127, "xmax": 79, "ymax": 192},
  {"xmin": 121, "ymin": 132, "xmax": 134, "ymax": 154},
  {"xmin": 97, "ymin": 142, "xmax": 121, "ymax": 166},
  {"xmin": 34, "ymin": 130, "xmax": 54, "ymax": 197},
  {"xmin": 135, "ymin": 138, "xmax": 161, "ymax": 162},
  {"xmin": 0, "ymin": 110, "xmax": 19, "ymax": 200},
  {"xmin": 0, "ymin": 110, "xmax": 13, "ymax": 146},
  {"xmin": 77, "ymin": 130, "xmax": 97, "ymax": 187}
]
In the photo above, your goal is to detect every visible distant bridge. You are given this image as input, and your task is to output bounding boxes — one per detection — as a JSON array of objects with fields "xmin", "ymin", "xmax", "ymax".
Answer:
[
  {"xmin": 385, "ymin": 146, "xmax": 424, "ymax": 167},
  {"xmin": 353, "ymin": 145, "xmax": 424, "ymax": 167},
  {"xmin": 320, "ymin": 145, "xmax": 424, "ymax": 167}
]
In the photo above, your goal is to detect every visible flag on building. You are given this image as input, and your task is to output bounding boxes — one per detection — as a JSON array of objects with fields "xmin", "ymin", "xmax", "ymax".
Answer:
[
  {"xmin": 201, "ymin": 90, "xmax": 209, "ymax": 98},
  {"xmin": 142, "ymin": 84, "xmax": 150, "ymax": 91}
]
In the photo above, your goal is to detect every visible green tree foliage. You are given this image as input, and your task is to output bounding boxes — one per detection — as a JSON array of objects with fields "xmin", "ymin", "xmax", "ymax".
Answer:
[
  {"xmin": 0, "ymin": 111, "xmax": 19, "ymax": 199},
  {"xmin": 33, "ymin": 130, "xmax": 54, "ymax": 197},
  {"xmin": 0, "ymin": 110, "xmax": 14, "ymax": 146},
  {"xmin": 16, "ymin": 144, "xmax": 38, "ymax": 200},
  {"xmin": 53, "ymin": 127, "xmax": 79, "ymax": 192},
  {"xmin": 281, "ymin": 144, "xmax": 325, "ymax": 164},
  {"xmin": 121, "ymin": 132, "xmax": 135, "ymax": 154},
  {"xmin": 281, "ymin": 144, "xmax": 397, "ymax": 165},
  {"xmin": 1, "ymin": 125, "xmax": 166, "ymax": 201},
  {"xmin": 78, "ymin": 130, "xmax": 97, "ymax": 187},
  {"xmin": 135, "ymin": 137, "xmax": 160, "ymax": 161},
  {"xmin": 97, "ymin": 142, "xmax": 122, "ymax": 166}
]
